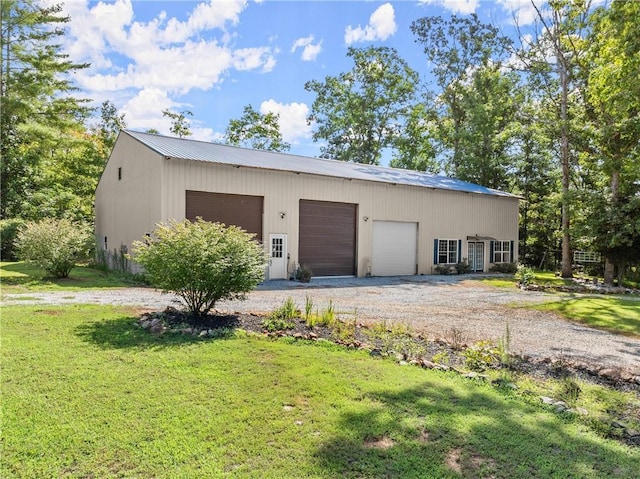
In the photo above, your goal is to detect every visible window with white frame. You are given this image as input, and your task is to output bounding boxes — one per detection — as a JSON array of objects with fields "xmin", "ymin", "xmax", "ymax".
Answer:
[
  {"xmin": 493, "ymin": 241, "xmax": 511, "ymax": 263},
  {"xmin": 438, "ymin": 239, "xmax": 459, "ymax": 264}
]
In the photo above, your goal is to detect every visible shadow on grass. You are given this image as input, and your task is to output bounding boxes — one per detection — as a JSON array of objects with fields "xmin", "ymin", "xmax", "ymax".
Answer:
[
  {"xmin": 0, "ymin": 262, "xmax": 145, "ymax": 290},
  {"xmin": 314, "ymin": 382, "xmax": 639, "ymax": 478},
  {"xmin": 74, "ymin": 315, "xmax": 237, "ymax": 350}
]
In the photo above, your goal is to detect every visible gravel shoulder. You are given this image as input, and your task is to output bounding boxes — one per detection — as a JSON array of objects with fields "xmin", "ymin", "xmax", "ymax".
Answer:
[{"xmin": 3, "ymin": 274, "xmax": 639, "ymax": 375}]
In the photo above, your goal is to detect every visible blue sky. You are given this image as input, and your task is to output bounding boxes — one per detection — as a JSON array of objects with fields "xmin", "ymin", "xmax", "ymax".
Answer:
[{"xmin": 60, "ymin": 0, "xmax": 542, "ymax": 158}]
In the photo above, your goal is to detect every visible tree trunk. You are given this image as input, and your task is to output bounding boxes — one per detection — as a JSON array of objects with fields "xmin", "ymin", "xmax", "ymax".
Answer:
[
  {"xmin": 603, "ymin": 169, "xmax": 620, "ymax": 285},
  {"xmin": 559, "ymin": 46, "xmax": 572, "ymax": 279}
]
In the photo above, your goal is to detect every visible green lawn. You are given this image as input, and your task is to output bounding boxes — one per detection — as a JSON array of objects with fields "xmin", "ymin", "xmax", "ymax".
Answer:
[
  {"xmin": 532, "ymin": 296, "xmax": 640, "ymax": 336},
  {"xmin": 0, "ymin": 261, "xmax": 143, "ymax": 294},
  {"xmin": 2, "ymin": 304, "xmax": 638, "ymax": 478}
]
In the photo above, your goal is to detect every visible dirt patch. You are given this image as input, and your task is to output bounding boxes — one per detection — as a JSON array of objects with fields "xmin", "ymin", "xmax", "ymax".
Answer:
[{"xmin": 364, "ymin": 436, "xmax": 395, "ymax": 450}]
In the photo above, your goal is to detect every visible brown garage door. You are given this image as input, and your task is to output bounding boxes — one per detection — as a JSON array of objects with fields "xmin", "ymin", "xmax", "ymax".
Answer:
[
  {"xmin": 299, "ymin": 199, "xmax": 357, "ymax": 276},
  {"xmin": 186, "ymin": 191, "xmax": 263, "ymax": 241}
]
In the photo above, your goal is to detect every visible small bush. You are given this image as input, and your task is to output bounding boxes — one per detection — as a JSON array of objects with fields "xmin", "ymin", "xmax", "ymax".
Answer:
[
  {"xmin": 434, "ymin": 264, "xmax": 455, "ymax": 275},
  {"xmin": 365, "ymin": 322, "xmax": 427, "ymax": 361},
  {"xmin": 331, "ymin": 319, "xmax": 356, "ymax": 343},
  {"xmin": 132, "ymin": 218, "xmax": 267, "ymax": 318},
  {"xmin": 263, "ymin": 297, "xmax": 299, "ymax": 332},
  {"xmin": 432, "ymin": 349, "xmax": 451, "ymax": 365},
  {"xmin": 15, "ymin": 218, "xmax": 93, "ymax": 278},
  {"xmin": 489, "ymin": 262, "xmax": 517, "ymax": 274},
  {"xmin": 296, "ymin": 264, "xmax": 312, "ymax": 282},
  {"xmin": 455, "ymin": 261, "xmax": 472, "ymax": 274},
  {"xmin": 515, "ymin": 264, "xmax": 535, "ymax": 286},
  {"xmin": 462, "ymin": 340, "xmax": 501, "ymax": 371},
  {"xmin": 0, "ymin": 218, "xmax": 26, "ymax": 261}
]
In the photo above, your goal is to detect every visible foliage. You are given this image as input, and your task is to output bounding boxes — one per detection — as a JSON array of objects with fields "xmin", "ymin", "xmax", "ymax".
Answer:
[
  {"xmin": 131, "ymin": 218, "xmax": 267, "ymax": 318},
  {"xmin": 0, "ymin": 218, "xmax": 26, "ymax": 260},
  {"xmin": 431, "ymin": 349, "xmax": 450, "ymax": 365},
  {"xmin": 261, "ymin": 315, "xmax": 295, "ymax": 332},
  {"xmin": 454, "ymin": 261, "xmax": 471, "ymax": 274},
  {"xmin": 515, "ymin": 265, "xmax": 536, "ymax": 286},
  {"xmin": 14, "ymin": 218, "xmax": 93, "ymax": 278},
  {"xmin": 411, "ymin": 14, "xmax": 517, "ymax": 187},
  {"xmin": 304, "ymin": 295, "xmax": 313, "ymax": 323},
  {"xmin": 225, "ymin": 104, "xmax": 290, "ymax": 152},
  {"xmin": 433, "ymin": 264, "xmax": 455, "ymax": 275},
  {"xmin": 462, "ymin": 340, "xmax": 501, "ymax": 371},
  {"xmin": 0, "ymin": 0, "xmax": 90, "ymax": 219},
  {"xmin": 365, "ymin": 322, "xmax": 428, "ymax": 361},
  {"xmin": 489, "ymin": 262, "xmax": 517, "ymax": 274},
  {"xmin": 295, "ymin": 264, "xmax": 312, "ymax": 283},
  {"xmin": 305, "ymin": 46, "xmax": 419, "ymax": 164},
  {"xmin": 162, "ymin": 109, "xmax": 192, "ymax": 138},
  {"xmin": 581, "ymin": 0, "xmax": 640, "ymax": 284}
]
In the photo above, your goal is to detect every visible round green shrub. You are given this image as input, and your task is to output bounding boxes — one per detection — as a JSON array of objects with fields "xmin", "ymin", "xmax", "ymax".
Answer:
[
  {"xmin": 132, "ymin": 218, "xmax": 267, "ymax": 319},
  {"xmin": 15, "ymin": 218, "xmax": 93, "ymax": 278},
  {"xmin": 0, "ymin": 218, "xmax": 26, "ymax": 261}
]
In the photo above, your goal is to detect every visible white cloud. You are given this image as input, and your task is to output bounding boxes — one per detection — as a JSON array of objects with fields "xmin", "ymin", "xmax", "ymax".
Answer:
[
  {"xmin": 121, "ymin": 87, "xmax": 175, "ymax": 131},
  {"xmin": 233, "ymin": 47, "xmax": 277, "ymax": 72},
  {"xmin": 345, "ymin": 3, "xmax": 397, "ymax": 45},
  {"xmin": 59, "ymin": 0, "xmax": 277, "ymax": 130},
  {"xmin": 418, "ymin": 0, "xmax": 479, "ymax": 15},
  {"xmin": 260, "ymin": 100, "xmax": 312, "ymax": 144},
  {"xmin": 291, "ymin": 35, "xmax": 323, "ymax": 61},
  {"xmin": 497, "ymin": 0, "xmax": 541, "ymax": 26}
]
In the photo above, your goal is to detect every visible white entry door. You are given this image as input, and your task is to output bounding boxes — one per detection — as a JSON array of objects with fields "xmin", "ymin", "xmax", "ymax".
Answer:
[
  {"xmin": 468, "ymin": 242, "xmax": 485, "ymax": 272},
  {"xmin": 269, "ymin": 234, "xmax": 287, "ymax": 279}
]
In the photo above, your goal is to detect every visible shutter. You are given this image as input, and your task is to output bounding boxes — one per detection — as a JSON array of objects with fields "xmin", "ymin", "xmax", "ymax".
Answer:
[
  {"xmin": 457, "ymin": 240, "xmax": 462, "ymax": 263},
  {"xmin": 510, "ymin": 240, "xmax": 515, "ymax": 263},
  {"xmin": 489, "ymin": 241, "xmax": 495, "ymax": 262},
  {"xmin": 433, "ymin": 239, "xmax": 439, "ymax": 265}
]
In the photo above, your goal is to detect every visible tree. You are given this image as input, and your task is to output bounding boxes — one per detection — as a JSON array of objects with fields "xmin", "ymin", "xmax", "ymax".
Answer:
[
  {"xmin": 521, "ymin": 0, "xmax": 592, "ymax": 278},
  {"xmin": 389, "ymin": 102, "xmax": 440, "ymax": 173},
  {"xmin": 305, "ymin": 46, "xmax": 419, "ymax": 164},
  {"xmin": 411, "ymin": 14, "xmax": 513, "ymax": 176},
  {"xmin": 446, "ymin": 65, "xmax": 523, "ymax": 190},
  {"xmin": 15, "ymin": 218, "xmax": 93, "ymax": 278},
  {"xmin": 162, "ymin": 109, "xmax": 192, "ymax": 138},
  {"xmin": 510, "ymin": 97, "xmax": 559, "ymax": 268},
  {"xmin": 583, "ymin": 0, "xmax": 640, "ymax": 284},
  {"xmin": 224, "ymin": 104, "xmax": 290, "ymax": 152},
  {"xmin": 1, "ymin": 0, "xmax": 90, "ymax": 219},
  {"xmin": 132, "ymin": 219, "xmax": 267, "ymax": 319},
  {"xmin": 95, "ymin": 100, "xmax": 126, "ymax": 153}
]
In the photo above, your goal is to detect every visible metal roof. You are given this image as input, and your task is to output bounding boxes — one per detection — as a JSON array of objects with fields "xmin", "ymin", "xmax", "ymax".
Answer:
[{"xmin": 124, "ymin": 130, "xmax": 518, "ymax": 198}]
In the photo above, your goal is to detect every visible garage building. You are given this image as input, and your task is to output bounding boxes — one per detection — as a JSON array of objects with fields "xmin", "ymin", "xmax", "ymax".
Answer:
[{"xmin": 95, "ymin": 131, "xmax": 519, "ymax": 279}]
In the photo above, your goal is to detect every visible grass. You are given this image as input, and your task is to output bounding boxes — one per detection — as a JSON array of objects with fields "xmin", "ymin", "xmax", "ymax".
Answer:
[
  {"xmin": 2, "ymin": 304, "xmax": 639, "ymax": 478},
  {"xmin": 480, "ymin": 270, "xmax": 576, "ymax": 289},
  {"xmin": 0, "ymin": 261, "xmax": 143, "ymax": 294},
  {"xmin": 531, "ymin": 296, "xmax": 640, "ymax": 337}
]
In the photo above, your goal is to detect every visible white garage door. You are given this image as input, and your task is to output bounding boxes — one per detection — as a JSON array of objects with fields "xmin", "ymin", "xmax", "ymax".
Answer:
[{"xmin": 372, "ymin": 221, "xmax": 417, "ymax": 276}]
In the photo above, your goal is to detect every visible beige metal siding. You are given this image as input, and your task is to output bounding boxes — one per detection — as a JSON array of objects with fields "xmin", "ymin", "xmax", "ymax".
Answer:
[
  {"xmin": 94, "ymin": 133, "xmax": 163, "ymax": 270},
  {"xmin": 97, "ymin": 138, "xmax": 519, "ymax": 276},
  {"xmin": 159, "ymin": 158, "xmax": 518, "ymax": 276}
]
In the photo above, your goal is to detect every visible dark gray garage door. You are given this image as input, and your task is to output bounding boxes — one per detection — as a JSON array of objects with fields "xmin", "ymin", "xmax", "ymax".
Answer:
[
  {"xmin": 299, "ymin": 199, "xmax": 357, "ymax": 276},
  {"xmin": 186, "ymin": 190, "xmax": 263, "ymax": 241}
]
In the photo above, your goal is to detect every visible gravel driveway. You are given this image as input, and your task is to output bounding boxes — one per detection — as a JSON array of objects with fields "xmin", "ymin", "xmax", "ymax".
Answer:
[{"xmin": 3, "ymin": 274, "xmax": 639, "ymax": 375}]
